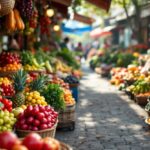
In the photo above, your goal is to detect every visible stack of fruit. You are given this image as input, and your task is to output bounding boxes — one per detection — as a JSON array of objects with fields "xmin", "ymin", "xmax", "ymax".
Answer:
[
  {"xmin": 0, "ymin": 132, "xmax": 62, "ymax": 150},
  {"xmin": 110, "ymin": 68, "xmax": 127, "ymax": 86},
  {"xmin": 0, "ymin": 52, "xmax": 22, "ymax": 72},
  {"xmin": 15, "ymin": 105, "xmax": 58, "ymax": 131},
  {"xmin": 51, "ymin": 76, "xmax": 69, "ymax": 89},
  {"xmin": 63, "ymin": 89, "xmax": 75, "ymax": 106},
  {"xmin": 0, "ymin": 77, "xmax": 15, "ymax": 97},
  {"xmin": 25, "ymin": 91, "xmax": 47, "ymax": 106},
  {"xmin": 0, "ymin": 110, "xmax": 16, "ymax": 132},
  {"xmin": 0, "ymin": 97, "xmax": 12, "ymax": 112},
  {"xmin": 127, "ymin": 79, "xmax": 150, "ymax": 95}
]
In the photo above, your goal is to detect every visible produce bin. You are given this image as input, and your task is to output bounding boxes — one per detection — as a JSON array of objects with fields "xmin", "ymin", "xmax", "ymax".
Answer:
[
  {"xmin": 57, "ymin": 104, "xmax": 76, "ymax": 131},
  {"xmin": 135, "ymin": 95, "xmax": 148, "ymax": 106},
  {"xmin": 69, "ymin": 84, "xmax": 79, "ymax": 102},
  {"xmin": 16, "ymin": 120, "xmax": 58, "ymax": 138}
]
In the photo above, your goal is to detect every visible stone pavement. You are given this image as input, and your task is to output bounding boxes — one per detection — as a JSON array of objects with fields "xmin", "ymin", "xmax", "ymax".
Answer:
[{"xmin": 56, "ymin": 66, "xmax": 150, "ymax": 150}]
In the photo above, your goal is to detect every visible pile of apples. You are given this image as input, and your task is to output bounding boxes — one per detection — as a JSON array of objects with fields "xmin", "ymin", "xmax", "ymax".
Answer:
[
  {"xmin": 0, "ymin": 110, "xmax": 16, "ymax": 132},
  {"xmin": 0, "ymin": 77, "xmax": 15, "ymax": 97},
  {"xmin": 0, "ymin": 97, "xmax": 12, "ymax": 112},
  {"xmin": 0, "ymin": 132, "xmax": 60, "ymax": 150},
  {"xmin": 51, "ymin": 76, "xmax": 69, "ymax": 89},
  {"xmin": 15, "ymin": 105, "xmax": 58, "ymax": 131},
  {"xmin": 0, "ymin": 52, "xmax": 22, "ymax": 72},
  {"xmin": 0, "ymin": 83, "xmax": 15, "ymax": 97}
]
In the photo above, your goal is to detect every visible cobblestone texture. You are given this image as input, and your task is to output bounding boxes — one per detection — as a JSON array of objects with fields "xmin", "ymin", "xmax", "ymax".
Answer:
[{"xmin": 56, "ymin": 66, "xmax": 150, "ymax": 150}]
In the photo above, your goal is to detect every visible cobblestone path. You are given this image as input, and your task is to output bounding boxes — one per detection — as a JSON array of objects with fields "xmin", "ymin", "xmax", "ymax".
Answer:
[{"xmin": 56, "ymin": 66, "xmax": 150, "ymax": 150}]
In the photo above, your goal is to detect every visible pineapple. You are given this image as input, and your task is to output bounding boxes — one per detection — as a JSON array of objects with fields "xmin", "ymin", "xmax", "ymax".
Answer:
[
  {"xmin": 12, "ymin": 70, "xmax": 27, "ymax": 108},
  {"xmin": 29, "ymin": 75, "xmax": 49, "ymax": 92}
]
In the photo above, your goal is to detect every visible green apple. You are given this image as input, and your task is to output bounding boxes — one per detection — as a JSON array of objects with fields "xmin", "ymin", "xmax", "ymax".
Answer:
[
  {"xmin": 3, "ymin": 116, "xmax": 10, "ymax": 123},
  {"xmin": 0, "ymin": 119, "xmax": 4, "ymax": 125},
  {"xmin": 12, "ymin": 108, "xmax": 24, "ymax": 117},
  {"xmin": 0, "ymin": 111, "xmax": 4, "ymax": 118},
  {"xmin": 1, "ymin": 126, "xmax": 7, "ymax": 131}
]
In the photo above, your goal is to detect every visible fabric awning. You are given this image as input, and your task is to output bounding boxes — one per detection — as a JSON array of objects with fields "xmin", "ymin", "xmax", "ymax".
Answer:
[
  {"xmin": 90, "ymin": 26, "xmax": 114, "ymax": 38},
  {"xmin": 87, "ymin": 0, "xmax": 112, "ymax": 11},
  {"xmin": 61, "ymin": 20, "xmax": 93, "ymax": 35},
  {"xmin": 73, "ymin": 13, "xmax": 95, "ymax": 25}
]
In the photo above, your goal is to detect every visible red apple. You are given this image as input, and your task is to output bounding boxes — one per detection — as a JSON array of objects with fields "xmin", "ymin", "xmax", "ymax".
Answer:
[
  {"xmin": 27, "ymin": 116, "xmax": 34, "ymax": 124},
  {"xmin": 40, "ymin": 124, "xmax": 48, "ymax": 130},
  {"xmin": 42, "ymin": 118, "xmax": 48, "ymax": 124},
  {"xmin": 0, "ymin": 132, "xmax": 20, "ymax": 150},
  {"xmin": 37, "ymin": 112, "xmax": 45, "ymax": 120},
  {"xmin": 22, "ymin": 124, "xmax": 28, "ymax": 130},
  {"xmin": 33, "ymin": 119, "xmax": 40, "ymax": 126},
  {"xmin": 22, "ymin": 133, "xmax": 43, "ymax": 150},
  {"xmin": 42, "ymin": 137, "xmax": 60, "ymax": 150}
]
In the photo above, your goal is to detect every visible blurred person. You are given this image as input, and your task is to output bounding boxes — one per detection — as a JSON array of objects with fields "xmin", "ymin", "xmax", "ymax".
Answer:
[
  {"xmin": 60, "ymin": 37, "xmax": 70, "ymax": 49},
  {"xmin": 75, "ymin": 42, "xmax": 83, "ymax": 52}
]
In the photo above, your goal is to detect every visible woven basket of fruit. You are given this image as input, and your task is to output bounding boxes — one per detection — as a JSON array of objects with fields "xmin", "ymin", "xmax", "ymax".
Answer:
[
  {"xmin": 60, "ymin": 142, "xmax": 73, "ymax": 150},
  {"xmin": 135, "ymin": 95, "xmax": 148, "ymax": 106},
  {"xmin": 16, "ymin": 120, "xmax": 58, "ymax": 138},
  {"xmin": 0, "ymin": 0, "xmax": 15, "ymax": 16}
]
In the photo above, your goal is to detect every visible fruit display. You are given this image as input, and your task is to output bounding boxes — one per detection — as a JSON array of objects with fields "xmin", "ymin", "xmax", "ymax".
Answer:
[
  {"xmin": 55, "ymin": 59, "xmax": 72, "ymax": 73},
  {"xmin": 5, "ymin": 9, "xmax": 25, "ymax": 33},
  {"xmin": 0, "ymin": 83, "xmax": 15, "ymax": 97},
  {"xmin": 21, "ymin": 51, "xmax": 45, "ymax": 72},
  {"xmin": 41, "ymin": 84, "xmax": 65, "ymax": 111},
  {"xmin": 51, "ymin": 76, "xmax": 69, "ymax": 89},
  {"xmin": 63, "ymin": 89, "xmax": 75, "ymax": 106},
  {"xmin": 11, "ymin": 70, "xmax": 27, "ymax": 108},
  {"xmin": 64, "ymin": 75, "xmax": 79, "ymax": 84},
  {"xmin": 0, "ymin": 77, "xmax": 12, "ymax": 85},
  {"xmin": 12, "ymin": 107, "xmax": 24, "ymax": 118},
  {"xmin": 24, "ymin": 64, "xmax": 41, "ymax": 71},
  {"xmin": 127, "ymin": 79, "xmax": 150, "ymax": 94},
  {"xmin": 15, "ymin": 105, "xmax": 58, "ymax": 131},
  {"xmin": 0, "ymin": 110, "xmax": 16, "ymax": 132},
  {"xmin": 0, "ymin": 97, "xmax": 12, "ymax": 112},
  {"xmin": 40, "ymin": 15, "xmax": 51, "ymax": 34},
  {"xmin": 0, "ymin": 52, "xmax": 22, "ymax": 72},
  {"xmin": 25, "ymin": 91, "xmax": 47, "ymax": 106},
  {"xmin": 110, "ymin": 68, "xmax": 127, "ymax": 85},
  {"xmin": 16, "ymin": 0, "xmax": 33, "ymax": 19},
  {"xmin": 0, "ymin": 132, "xmax": 61, "ymax": 150}
]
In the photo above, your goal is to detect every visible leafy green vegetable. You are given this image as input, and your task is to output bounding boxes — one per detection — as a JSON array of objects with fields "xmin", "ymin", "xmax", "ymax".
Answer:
[
  {"xmin": 21, "ymin": 51, "xmax": 34, "ymax": 65},
  {"xmin": 41, "ymin": 84, "xmax": 65, "ymax": 111},
  {"xmin": 56, "ymin": 49, "xmax": 80, "ymax": 69}
]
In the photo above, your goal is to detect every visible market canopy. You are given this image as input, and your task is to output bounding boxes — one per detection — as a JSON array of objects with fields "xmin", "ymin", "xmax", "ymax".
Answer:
[
  {"xmin": 61, "ymin": 20, "xmax": 93, "ymax": 35},
  {"xmin": 90, "ymin": 26, "xmax": 115, "ymax": 38}
]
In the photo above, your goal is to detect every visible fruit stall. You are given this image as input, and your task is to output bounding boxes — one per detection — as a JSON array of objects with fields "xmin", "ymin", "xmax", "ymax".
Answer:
[
  {"xmin": 0, "ymin": 0, "xmax": 83, "ymax": 149},
  {"xmin": 90, "ymin": 47, "xmax": 150, "ymax": 127}
]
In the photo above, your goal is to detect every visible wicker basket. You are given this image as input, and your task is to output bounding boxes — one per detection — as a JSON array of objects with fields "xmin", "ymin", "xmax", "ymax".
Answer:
[
  {"xmin": 0, "ymin": 71, "xmax": 17, "ymax": 77},
  {"xmin": 58, "ymin": 104, "xmax": 75, "ymax": 123},
  {"xmin": 60, "ymin": 142, "xmax": 73, "ymax": 150},
  {"xmin": 135, "ymin": 95, "xmax": 148, "ymax": 106},
  {"xmin": 0, "ymin": 0, "xmax": 15, "ymax": 16},
  {"xmin": 16, "ymin": 121, "xmax": 58, "ymax": 138}
]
